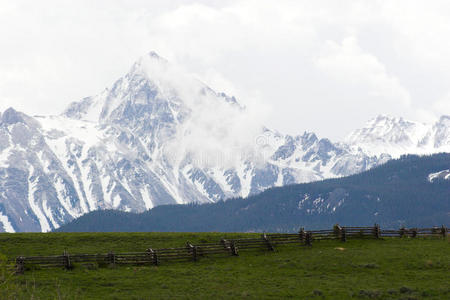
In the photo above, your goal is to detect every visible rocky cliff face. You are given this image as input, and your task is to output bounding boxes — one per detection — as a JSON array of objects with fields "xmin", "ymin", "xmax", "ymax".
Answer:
[{"xmin": 0, "ymin": 52, "xmax": 448, "ymax": 232}]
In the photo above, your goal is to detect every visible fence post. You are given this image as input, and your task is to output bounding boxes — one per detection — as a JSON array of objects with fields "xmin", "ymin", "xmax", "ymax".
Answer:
[
  {"xmin": 299, "ymin": 227, "xmax": 305, "ymax": 243},
  {"xmin": 186, "ymin": 242, "xmax": 198, "ymax": 262},
  {"xmin": 108, "ymin": 251, "xmax": 115, "ymax": 266},
  {"xmin": 305, "ymin": 232, "xmax": 312, "ymax": 246},
  {"xmin": 341, "ymin": 228, "xmax": 347, "ymax": 242},
  {"xmin": 15, "ymin": 256, "xmax": 24, "ymax": 275},
  {"xmin": 441, "ymin": 225, "xmax": 447, "ymax": 238},
  {"xmin": 147, "ymin": 248, "xmax": 158, "ymax": 266},
  {"xmin": 373, "ymin": 224, "xmax": 380, "ymax": 239},
  {"xmin": 63, "ymin": 250, "xmax": 71, "ymax": 270},
  {"xmin": 222, "ymin": 239, "xmax": 236, "ymax": 256},
  {"xmin": 262, "ymin": 233, "xmax": 274, "ymax": 251},
  {"xmin": 150, "ymin": 248, "xmax": 158, "ymax": 266},
  {"xmin": 230, "ymin": 240, "xmax": 239, "ymax": 256},
  {"xmin": 333, "ymin": 224, "xmax": 341, "ymax": 239},
  {"xmin": 221, "ymin": 239, "xmax": 230, "ymax": 252},
  {"xmin": 399, "ymin": 227, "xmax": 406, "ymax": 238}
]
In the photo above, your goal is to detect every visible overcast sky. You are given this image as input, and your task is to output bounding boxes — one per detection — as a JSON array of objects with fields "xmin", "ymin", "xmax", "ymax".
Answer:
[{"xmin": 1, "ymin": 0, "xmax": 450, "ymax": 140}]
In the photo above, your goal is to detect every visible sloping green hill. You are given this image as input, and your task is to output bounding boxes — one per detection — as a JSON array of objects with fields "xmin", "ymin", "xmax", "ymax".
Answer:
[{"xmin": 58, "ymin": 154, "xmax": 450, "ymax": 232}]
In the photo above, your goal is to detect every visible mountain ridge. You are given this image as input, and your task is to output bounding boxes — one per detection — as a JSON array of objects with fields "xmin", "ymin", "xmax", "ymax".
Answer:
[
  {"xmin": 56, "ymin": 153, "xmax": 450, "ymax": 232},
  {"xmin": 0, "ymin": 52, "xmax": 449, "ymax": 232}
]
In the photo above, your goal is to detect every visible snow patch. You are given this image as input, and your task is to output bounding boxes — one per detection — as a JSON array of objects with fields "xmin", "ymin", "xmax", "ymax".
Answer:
[
  {"xmin": 54, "ymin": 176, "xmax": 81, "ymax": 218},
  {"xmin": 0, "ymin": 211, "xmax": 15, "ymax": 233},
  {"xmin": 140, "ymin": 187, "xmax": 154, "ymax": 210},
  {"xmin": 113, "ymin": 194, "xmax": 122, "ymax": 208},
  {"xmin": 428, "ymin": 169, "xmax": 450, "ymax": 182},
  {"xmin": 43, "ymin": 199, "xmax": 59, "ymax": 229},
  {"xmin": 298, "ymin": 193, "xmax": 309, "ymax": 209},
  {"xmin": 0, "ymin": 146, "xmax": 11, "ymax": 168},
  {"xmin": 28, "ymin": 165, "xmax": 51, "ymax": 232}
]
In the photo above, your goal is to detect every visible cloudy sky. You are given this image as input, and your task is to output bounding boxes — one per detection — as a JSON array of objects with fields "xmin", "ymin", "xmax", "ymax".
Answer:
[{"xmin": 1, "ymin": 0, "xmax": 450, "ymax": 140}]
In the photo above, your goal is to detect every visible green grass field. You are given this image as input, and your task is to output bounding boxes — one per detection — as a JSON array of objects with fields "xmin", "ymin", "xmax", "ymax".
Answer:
[{"xmin": 0, "ymin": 233, "xmax": 449, "ymax": 299}]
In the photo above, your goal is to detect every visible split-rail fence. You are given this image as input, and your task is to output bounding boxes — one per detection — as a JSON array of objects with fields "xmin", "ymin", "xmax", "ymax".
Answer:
[{"xmin": 14, "ymin": 225, "xmax": 448, "ymax": 274}]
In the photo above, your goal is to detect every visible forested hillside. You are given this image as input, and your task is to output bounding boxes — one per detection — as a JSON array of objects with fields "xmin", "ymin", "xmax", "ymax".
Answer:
[{"xmin": 58, "ymin": 153, "xmax": 450, "ymax": 232}]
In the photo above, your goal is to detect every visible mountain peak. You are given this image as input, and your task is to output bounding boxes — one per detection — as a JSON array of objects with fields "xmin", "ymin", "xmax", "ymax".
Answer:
[
  {"xmin": 344, "ymin": 113, "xmax": 450, "ymax": 157},
  {"xmin": 63, "ymin": 51, "xmax": 244, "ymax": 124},
  {"xmin": 140, "ymin": 50, "xmax": 169, "ymax": 65},
  {"xmin": 1, "ymin": 107, "xmax": 25, "ymax": 125},
  {"xmin": 130, "ymin": 51, "xmax": 169, "ymax": 74},
  {"xmin": 369, "ymin": 114, "xmax": 408, "ymax": 125},
  {"xmin": 147, "ymin": 51, "xmax": 164, "ymax": 60}
]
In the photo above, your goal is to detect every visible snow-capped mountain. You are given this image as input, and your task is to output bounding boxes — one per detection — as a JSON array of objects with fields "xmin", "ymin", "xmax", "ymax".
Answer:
[
  {"xmin": 345, "ymin": 115, "xmax": 450, "ymax": 157},
  {"xmin": 0, "ymin": 52, "xmax": 449, "ymax": 232}
]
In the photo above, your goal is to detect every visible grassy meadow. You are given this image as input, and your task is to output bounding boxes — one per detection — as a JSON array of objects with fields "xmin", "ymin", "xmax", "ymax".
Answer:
[{"xmin": 0, "ymin": 232, "xmax": 449, "ymax": 299}]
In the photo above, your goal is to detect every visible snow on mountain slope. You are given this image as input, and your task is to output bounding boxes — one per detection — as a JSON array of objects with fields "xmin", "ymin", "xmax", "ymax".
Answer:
[
  {"xmin": 0, "ymin": 210, "xmax": 15, "ymax": 233},
  {"xmin": 428, "ymin": 169, "xmax": 450, "ymax": 182},
  {"xmin": 345, "ymin": 115, "xmax": 450, "ymax": 157},
  {"xmin": 0, "ymin": 52, "xmax": 449, "ymax": 232}
]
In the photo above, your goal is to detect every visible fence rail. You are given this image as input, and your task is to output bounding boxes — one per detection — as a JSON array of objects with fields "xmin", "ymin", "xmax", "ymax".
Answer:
[{"xmin": 14, "ymin": 224, "xmax": 448, "ymax": 274}]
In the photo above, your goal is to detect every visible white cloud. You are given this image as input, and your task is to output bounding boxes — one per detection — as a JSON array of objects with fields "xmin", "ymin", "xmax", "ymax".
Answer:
[
  {"xmin": 315, "ymin": 36, "xmax": 411, "ymax": 108},
  {"xmin": 1, "ymin": 0, "xmax": 450, "ymax": 140},
  {"xmin": 433, "ymin": 93, "xmax": 450, "ymax": 114}
]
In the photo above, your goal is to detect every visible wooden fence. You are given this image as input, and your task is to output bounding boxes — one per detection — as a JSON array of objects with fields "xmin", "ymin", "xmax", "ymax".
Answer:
[{"xmin": 14, "ymin": 224, "xmax": 448, "ymax": 274}]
